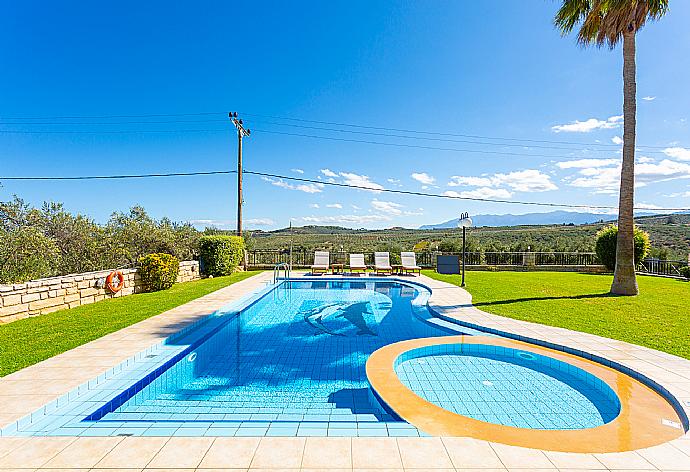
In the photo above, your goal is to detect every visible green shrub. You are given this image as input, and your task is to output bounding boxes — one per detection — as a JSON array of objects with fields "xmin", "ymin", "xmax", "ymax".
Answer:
[
  {"xmin": 680, "ymin": 266, "xmax": 690, "ymax": 280},
  {"xmin": 595, "ymin": 225, "xmax": 651, "ymax": 271},
  {"xmin": 199, "ymin": 235, "xmax": 245, "ymax": 276},
  {"xmin": 138, "ymin": 253, "xmax": 180, "ymax": 291}
]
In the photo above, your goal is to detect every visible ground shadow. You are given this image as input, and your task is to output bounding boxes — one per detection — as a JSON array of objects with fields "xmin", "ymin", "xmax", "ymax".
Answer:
[{"xmin": 472, "ymin": 292, "xmax": 615, "ymax": 307}]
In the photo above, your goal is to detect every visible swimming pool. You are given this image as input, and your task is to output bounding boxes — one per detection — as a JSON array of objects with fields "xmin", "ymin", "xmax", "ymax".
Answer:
[
  {"xmin": 3, "ymin": 276, "xmax": 682, "ymax": 446},
  {"xmin": 9, "ymin": 279, "xmax": 475, "ymax": 437}
]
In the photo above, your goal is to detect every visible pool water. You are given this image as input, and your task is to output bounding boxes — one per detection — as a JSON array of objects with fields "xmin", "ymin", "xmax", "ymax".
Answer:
[
  {"xmin": 90, "ymin": 280, "xmax": 470, "ymax": 436},
  {"xmin": 395, "ymin": 344, "xmax": 621, "ymax": 430}
]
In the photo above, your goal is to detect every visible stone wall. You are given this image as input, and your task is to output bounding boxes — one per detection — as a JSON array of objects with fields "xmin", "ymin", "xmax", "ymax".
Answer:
[{"xmin": 0, "ymin": 261, "xmax": 200, "ymax": 324}]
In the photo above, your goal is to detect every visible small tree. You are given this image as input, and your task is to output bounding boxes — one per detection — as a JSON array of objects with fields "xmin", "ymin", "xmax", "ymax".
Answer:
[{"xmin": 595, "ymin": 225, "xmax": 650, "ymax": 271}]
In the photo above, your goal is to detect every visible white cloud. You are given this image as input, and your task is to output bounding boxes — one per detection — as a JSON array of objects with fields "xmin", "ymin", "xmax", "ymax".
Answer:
[
  {"xmin": 663, "ymin": 147, "xmax": 690, "ymax": 161},
  {"xmin": 387, "ymin": 178, "xmax": 400, "ymax": 183},
  {"xmin": 326, "ymin": 203, "xmax": 343, "ymax": 209},
  {"xmin": 635, "ymin": 203, "xmax": 676, "ymax": 214},
  {"xmin": 411, "ymin": 172, "xmax": 435, "ymax": 185},
  {"xmin": 611, "ymin": 136, "xmax": 623, "ymax": 145},
  {"xmin": 447, "ymin": 170, "xmax": 557, "ymax": 194},
  {"xmin": 551, "ymin": 115, "xmax": 623, "ymax": 133},
  {"xmin": 351, "ymin": 205, "xmax": 362, "ymax": 210},
  {"xmin": 448, "ymin": 176, "xmax": 493, "ymax": 187},
  {"xmin": 642, "ymin": 96, "xmax": 656, "ymax": 101},
  {"xmin": 637, "ymin": 156, "xmax": 655, "ymax": 164},
  {"xmin": 494, "ymin": 170, "xmax": 558, "ymax": 192},
  {"xmin": 309, "ymin": 203, "xmax": 320, "ymax": 208},
  {"xmin": 320, "ymin": 168, "xmax": 338, "ymax": 178},
  {"xmin": 290, "ymin": 168, "xmax": 304, "ymax": 174},
  {"xmin": 188, "ymin": 218, "xmax": 274, "ymax": 228},
  {"xmin": 299, "ymin": 214, "xmax": 390, "ymax": 225},
  {"xmin": 247, "ymin": 218, "xmax": 276, "ymax": 226},
  {"xmin": 444, "ymin": 188, "xmax": 512, "ymax": 199},
  {"xmin": 261, "ymin": 176, "xmax": 324, "ymax": 193},
  {"xmin": 339, "ymin": 172, "xmax": 384, "ymax": 192},
  {"xmin": 566, "ymin": 159, "xmax": 690, "ymax": 191},
  {"xmin": 666, "ymin": 191, "xmax": 690, "ymax": 198},
  {"xmin": 556, "ymin": 158, "xmax": 620, "ymax": 169},
  {"xmin": 371, "ymin": 199, "xmax": 403, "ymax": 216}
]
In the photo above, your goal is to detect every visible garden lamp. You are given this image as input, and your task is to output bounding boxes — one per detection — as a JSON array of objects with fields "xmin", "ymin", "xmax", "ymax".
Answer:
[{"xmin": 457, "ymin": 212, "xmax": 473, "ymax": 287}]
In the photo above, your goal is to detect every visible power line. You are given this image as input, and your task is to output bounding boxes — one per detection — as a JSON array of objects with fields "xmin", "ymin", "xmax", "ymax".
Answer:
[
  {"xmin": 0, "ymin": 117, "xmax": 632, "ymax": 153},
  {"xmin": 250, "ymin": 129, "xmax": 615, "ymax": 160},
  {"xmin": 0, "ymin": 127, "xmax": 617, "ymax": 160},
  {"xmin": 240, "ymin": 112, "xmax": 674, "ymax": 151},
  {"xmin": 0, "ymin": 111, "xmax": 225, "ymax": 120},
  {"xmin": 3, "ymin": 169, "xmax": 689, "ymax": 211},
  {"xmin": 0, "ymin": 170, "xmax": 235, "ymax": 180},
  {"xmin": 0, "ymin": 128, "xmax": 229, "ymax": 135},
  {"xmin": 0, "ymin": 109, "xmax": 677, "ymax": 150}
]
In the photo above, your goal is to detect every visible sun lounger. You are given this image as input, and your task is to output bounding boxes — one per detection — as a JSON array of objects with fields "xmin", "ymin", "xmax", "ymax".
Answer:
[
  {"xmin": 349, "ymin": 254, "xmax": 367, "ymax": 274},
  {"xmin": 311, "ymin": 251, "xmax": 330, "ymax": 274},
  {"xmin": 374, "ymin": 252, "xmax": 393, "ymax": 275},
  {"xmin": 401, "ymin": 252, "xmax": 422, "ymax": 275}
]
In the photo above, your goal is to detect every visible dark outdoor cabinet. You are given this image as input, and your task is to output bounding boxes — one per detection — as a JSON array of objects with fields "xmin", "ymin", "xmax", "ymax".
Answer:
[{"xmin": 436, "ymin": 255, "xmax": 460, "ymax": 274}]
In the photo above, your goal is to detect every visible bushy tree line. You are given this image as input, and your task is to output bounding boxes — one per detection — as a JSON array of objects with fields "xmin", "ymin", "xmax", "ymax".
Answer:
[{"xmin": 0, "ymin": 197, "xmax": 200, "ymax": 284}]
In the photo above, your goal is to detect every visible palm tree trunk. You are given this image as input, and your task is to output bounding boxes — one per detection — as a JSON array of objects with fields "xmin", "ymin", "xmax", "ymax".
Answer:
[{"xmin": 610, "ymin": 31, "xmax": 639, "ymax": 296}]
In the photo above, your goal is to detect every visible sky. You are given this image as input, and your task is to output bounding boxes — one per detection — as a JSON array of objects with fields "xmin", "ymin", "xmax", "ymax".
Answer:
[{"xmin": 1, "ymin": 1, "xmax": 689, "ymax": 230}]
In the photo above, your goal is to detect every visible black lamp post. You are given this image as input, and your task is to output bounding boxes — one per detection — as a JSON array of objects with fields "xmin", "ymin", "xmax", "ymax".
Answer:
[{"xmin": 457, "ymin": 212, "xmax": 473, "ymax": 287}]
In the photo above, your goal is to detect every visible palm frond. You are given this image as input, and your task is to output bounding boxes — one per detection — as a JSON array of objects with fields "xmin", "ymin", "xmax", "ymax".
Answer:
[{"xmin": 555, "ymin": 0, "xmax": 669, "ymax": 48}]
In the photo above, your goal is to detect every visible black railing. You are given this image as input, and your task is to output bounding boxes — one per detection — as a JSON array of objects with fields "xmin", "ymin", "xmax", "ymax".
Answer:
[
  {"xmin": 246, "ymin": 250, "xmax": 688, "ymax": 277},
  {"xmin": 247, "ymin": 250, "xmax": 599, "ymax": 269},
  {"xmin": 638, "ymin": 258, "xmax": 688, "ymax": 277}
]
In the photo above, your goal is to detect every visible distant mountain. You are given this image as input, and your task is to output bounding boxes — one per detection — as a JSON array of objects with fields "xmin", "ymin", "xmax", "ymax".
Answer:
[{"xmin": 419, "ymin": 211, "xmax": 618, "ymax": 229}]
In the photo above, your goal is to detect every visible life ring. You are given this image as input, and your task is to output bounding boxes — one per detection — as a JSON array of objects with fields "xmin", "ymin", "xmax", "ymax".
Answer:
[{"xmin": 106, "ymin": 270, "xmax": 125, "ymax": 293}]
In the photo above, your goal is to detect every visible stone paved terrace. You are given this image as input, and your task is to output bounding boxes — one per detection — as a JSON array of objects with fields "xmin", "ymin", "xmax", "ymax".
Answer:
[{"xmin": 0, "ymin": 271, "xmax": 689, "ymax": 471}]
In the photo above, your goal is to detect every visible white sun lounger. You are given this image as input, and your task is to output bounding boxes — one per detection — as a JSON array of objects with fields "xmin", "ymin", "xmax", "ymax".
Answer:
[
  {"xmin": 401, "ymin": 252, "xmax": 421, "ymax": 275},
  {"xmin": 374, "ymin": 252, "xmax": 393, "ymax": 275},
  {"xmin": 311, "ymin": 251, "xmax": 330, "ymax": 274},
  {"xmin": 349, "ymin": 253, "xmax": 367, "ymax": 274}
]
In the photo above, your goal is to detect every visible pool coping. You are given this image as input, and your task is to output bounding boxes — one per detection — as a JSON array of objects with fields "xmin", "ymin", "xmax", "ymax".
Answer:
[{"xmin": 367, "ymin": 335, "xmax": 684, "ymax": 452}]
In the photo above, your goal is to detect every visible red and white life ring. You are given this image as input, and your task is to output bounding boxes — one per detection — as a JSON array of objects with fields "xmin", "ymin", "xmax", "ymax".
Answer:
[{"xmin": 105, "ymin": 270, "xmax": 125, "ymax": 293}]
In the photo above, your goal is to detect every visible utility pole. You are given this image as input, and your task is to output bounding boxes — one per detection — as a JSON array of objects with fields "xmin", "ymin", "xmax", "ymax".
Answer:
[{"xmin": 229, "ymin": 112, "xmax": 250, "ymax": 237}]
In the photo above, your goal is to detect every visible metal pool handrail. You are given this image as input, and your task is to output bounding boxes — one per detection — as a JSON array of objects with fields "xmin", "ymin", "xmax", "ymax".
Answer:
[{"xmin": 272, "ymin": 262, "xmax": 290, "ymax": 284}]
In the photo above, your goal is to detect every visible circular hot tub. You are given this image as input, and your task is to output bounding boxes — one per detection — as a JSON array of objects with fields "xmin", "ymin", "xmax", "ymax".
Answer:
[
  {"xmin": 394, "ymin": 343, "xmax": 620, "ymax": 430},
  {"xmin": 366, "ymin": 336, "xmax": 685, "ymax": 452}
]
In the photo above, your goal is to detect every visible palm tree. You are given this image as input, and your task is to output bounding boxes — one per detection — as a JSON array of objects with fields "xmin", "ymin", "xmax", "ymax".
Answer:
[{"xmin": 555, "ymin": 0, "xmax": 668, "ymax": 296}]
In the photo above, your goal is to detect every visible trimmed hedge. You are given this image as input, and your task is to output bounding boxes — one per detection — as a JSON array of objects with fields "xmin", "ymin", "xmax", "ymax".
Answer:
[
  {"xmin": 199, "ymin": 235, "xmax": 245, "ymax": 276},
  {"xmin": 138, "ymin": 253, "xmax": 180, "ymax": 291},
  {"xmin": 595, "ymin": 225, "xmax": 650, "ymax": 271}
]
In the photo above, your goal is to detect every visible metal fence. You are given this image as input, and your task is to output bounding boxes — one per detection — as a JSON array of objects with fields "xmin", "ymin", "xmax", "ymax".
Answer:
[
  {"xmin": 246, "ymin": 250, "xmax": 688, "ymax": 277},
  {"xmin": 247, "ymin": 250, "xmax": 600, "ymax": 269},
  {"xmin": 638, "ymin": 258, "xmax": 689, "ymax": 277}
]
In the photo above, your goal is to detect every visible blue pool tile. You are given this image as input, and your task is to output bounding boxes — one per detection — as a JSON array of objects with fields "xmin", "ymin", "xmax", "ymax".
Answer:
[
  {"xmin": 235, "ymin": 427, "xmax": 268, "ymax": 436},
  {"xmin": 141, "ymin": 427, "xmax": 180, "ymax": 436},
  {"xmin": 173, "ymin": 427, "xmax": 209, "ymax": 436},
  {"xmin": 204, "ymin": 427, "xmax": 239, "ymax": 436},
  {"xmin": 265, "ymin": 427, "xmax": 298, "ymax": 437},
  {"xmin": 296, "ymin": 428, "xmax": 327, "ymax": 437}
]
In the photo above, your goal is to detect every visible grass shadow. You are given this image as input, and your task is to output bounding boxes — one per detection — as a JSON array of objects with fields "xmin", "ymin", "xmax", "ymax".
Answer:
[{"xmin": 473, "ymin": 292, "xmax": 615, "ymax": 307}]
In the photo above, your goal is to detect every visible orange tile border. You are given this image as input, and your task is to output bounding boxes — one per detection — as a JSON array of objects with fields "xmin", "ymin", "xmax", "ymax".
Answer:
[{"xmin": 366, "ymin": 335, "xmax": 684, "ymax": 453}]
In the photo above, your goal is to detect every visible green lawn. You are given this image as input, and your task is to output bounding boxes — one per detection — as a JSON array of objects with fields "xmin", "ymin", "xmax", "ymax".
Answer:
[
  {"xmin": 0, "ymin": 271, "xmax": 261, "ymax": 377},
  {"xmin": 424, "ymin": 270, "xmax": 689, "ymax": 360}
]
